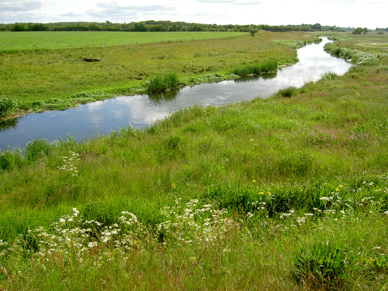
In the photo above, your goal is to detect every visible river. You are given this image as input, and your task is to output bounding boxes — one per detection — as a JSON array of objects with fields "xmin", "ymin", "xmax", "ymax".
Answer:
[{"xmin": 0, "ymin": 37, "xmax": 351, "ymax": 151}]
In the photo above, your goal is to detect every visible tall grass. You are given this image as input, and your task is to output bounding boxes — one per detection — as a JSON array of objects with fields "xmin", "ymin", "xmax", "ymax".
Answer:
[
  {"xmin": 144, "ymin": 73, "xmax": 180, "ymax": 94},
  {"xmin": 232, "ymin": 60, "xmax": 278, "ymax": 76},
  {"xmin": 0, "ymin": 98, "xmax": 18, "ymax": 118},
  {"xmin": 277, "ymin": 86, "xmax": 298, "ymax": 98},
  {"xmin": 1, "ymin": 182, "xmax": 388, "ymax": 289},
  {"xmin": 325, "ymin": 42, "xmax": 387, "ymax": 65}
]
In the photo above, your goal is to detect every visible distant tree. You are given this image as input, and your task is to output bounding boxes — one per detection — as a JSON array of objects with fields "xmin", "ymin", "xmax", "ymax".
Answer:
[
  {"xmin": 27, "ymin": 23, "xmax": 49, "ymax": 31},
  {"xmin": 187, "ymin": 24, "xmax": 203, "ymax": 31},
  {"xmin": 352, "ymin": 27, "xmax": 364, "ymax": 34},
  {"xmin": 133, "ymin": 22, "xmax": 148, "ymax": 32},
  {"xmin": 363, "ymin": 27, "xmax": 369, "ymax": 34},
  {"xmin": 311, "ymin": 23, "xmax": 322, "ymax": 30},
  {"xmin": 249, "ymin": 29, "xmax": 258, "ymax": 37},
  {"xmin": 2, "ymin": 21, "xmax": 350, "ymax": 34},
  {"xmin": 89, "ymin": 23, "xmax": 102, "ymax": 31},
  {"xmin": 149, "ymin": 24, "xmax": 167, "ymax": 32},
  {"xmin": 12, "ymin": 23, "xmax": 27, "ymax": 31}
]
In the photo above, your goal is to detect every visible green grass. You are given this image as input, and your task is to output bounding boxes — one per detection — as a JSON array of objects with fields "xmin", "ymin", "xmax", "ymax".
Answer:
[
  {"xmin": 232, "ymin": 59, "xmax": 278, "ymax": 76},
  {"xmin": 144, "ymin": 73, "xmax": 180, "ymax": 94},
  {"xmin": 0, "ymin": 31, "xmax": 316, "ymax": 119},
  {"xmin": 0, "ymin": 31, "xmax": 248, "ymax": 52},
  {"xmin": 277, "ymin": 86, "xmax": 298, "ymax": 97},
  {"xmin": 1, "ymin": 32, "xmax": 388, "ymax": 289}
]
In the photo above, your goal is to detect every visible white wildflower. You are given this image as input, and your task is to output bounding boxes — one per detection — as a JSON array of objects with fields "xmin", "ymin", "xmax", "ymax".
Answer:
[{"xmin": 88, "ymin": 241, "xmax": 98, "ymax": 248}]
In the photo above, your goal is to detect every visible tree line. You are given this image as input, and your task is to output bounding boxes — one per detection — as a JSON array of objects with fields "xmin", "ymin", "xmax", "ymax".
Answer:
[{"xmin": 0, "ymin": 20, "xmax": 354, "ymax": 33}]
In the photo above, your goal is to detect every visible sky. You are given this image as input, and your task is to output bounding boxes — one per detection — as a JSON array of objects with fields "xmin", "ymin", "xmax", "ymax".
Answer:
[{"xmin": 0, "ymin": 0, "xmax": 387, "ymax": 29}]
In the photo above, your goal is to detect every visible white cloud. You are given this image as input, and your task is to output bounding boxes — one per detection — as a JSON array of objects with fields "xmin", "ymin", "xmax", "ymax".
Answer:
[
  {"xmin": 0, "ymin": 0, "xmax": 387, "ymax": 29},
  {"xmin": 0, "ymin": 0, "xmax": 43, "ymax": 12}
]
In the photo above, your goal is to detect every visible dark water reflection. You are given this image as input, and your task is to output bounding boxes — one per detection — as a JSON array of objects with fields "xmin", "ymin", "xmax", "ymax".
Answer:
[
  {"xmin": 235, "ymin": 72, "xmax": 278, "ymax": 83},
  {"xmin": 0, "ymin": 117, "xmax": 19, "ymax": 132},
  {"xmin": 0, "ymin": 38, "xmax": 352, "ymax": 151},
  {"xmin": 148, "ymin": 89, "xmax": 180, "ymax": 104}
]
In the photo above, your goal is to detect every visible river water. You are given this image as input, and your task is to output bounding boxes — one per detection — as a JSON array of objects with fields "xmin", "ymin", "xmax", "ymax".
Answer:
[{"xmin": 0, "ymin": 38, "xmax": 351, "ymax": 151}]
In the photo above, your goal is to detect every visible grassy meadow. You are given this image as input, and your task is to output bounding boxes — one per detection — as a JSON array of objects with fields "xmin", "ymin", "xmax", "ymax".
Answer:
[
  {"xmin": 1, "ymin": 31, "xmax": 388, "ymax": 289},
  {"xmin": 0, "ymin": 31, "xmax": 248, "ymax": 51},
  {"xmin": 0, "ymin": 31, "xmax": 315, "ymax": 119}
]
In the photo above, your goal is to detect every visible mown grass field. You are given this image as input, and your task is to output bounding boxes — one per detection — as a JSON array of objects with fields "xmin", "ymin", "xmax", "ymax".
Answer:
[
  {"xmin": 0, "ymin": 31, "xmax": 249, "ymax": 52},
  {"xmin": 0, "ymin": 31, "xmax": 315, "ymax": 118},
  {"xmin": 1, "ymin": 32, "xmax": 388, "ymax": 289}
]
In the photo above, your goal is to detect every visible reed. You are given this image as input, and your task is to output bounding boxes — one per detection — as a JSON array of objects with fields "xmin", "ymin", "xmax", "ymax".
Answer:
[
  {"xmin": 144, "ymin": 73, "xmax": 180, "ymax": 94},
  {"xmin": 0, "ymin": 98, "xmax": 17, "ymax": 118},
  {"xmin": 232, "ymin": 60, "xmax": 278, "ymax": 76},
  {"xmin": 278, "ymin": 86, "xmax": 298, "ymax": 98}
]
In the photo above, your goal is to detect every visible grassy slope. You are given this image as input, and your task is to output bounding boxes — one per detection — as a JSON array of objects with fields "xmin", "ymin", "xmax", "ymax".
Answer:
[
  {"xmin": 0, "ymin": 31, "xmax": 313, "ymax": 118},
  {"xmin": 1, "ymin": 32, "xmax": 388, "ymax": 289}
]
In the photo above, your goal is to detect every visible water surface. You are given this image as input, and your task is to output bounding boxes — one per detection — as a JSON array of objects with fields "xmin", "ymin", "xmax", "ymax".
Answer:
[{"xmin": 0, "ymin": 38, "xmax": 351, "ymax": 150}]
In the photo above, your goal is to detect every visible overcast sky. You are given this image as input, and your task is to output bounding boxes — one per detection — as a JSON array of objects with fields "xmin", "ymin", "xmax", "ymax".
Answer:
[{"xmin": 0, "ymin": 0, "xmax": 387, "ymax": 29}]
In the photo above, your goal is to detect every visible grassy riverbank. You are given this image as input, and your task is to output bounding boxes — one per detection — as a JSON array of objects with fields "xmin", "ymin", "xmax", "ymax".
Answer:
[
  {"xmin": 0, "ymin": 31, "xmax": 317, "ymax": 119},
  {"xmin": 1, "ymin": 32, "xmax": 388, "ymax": 289}
]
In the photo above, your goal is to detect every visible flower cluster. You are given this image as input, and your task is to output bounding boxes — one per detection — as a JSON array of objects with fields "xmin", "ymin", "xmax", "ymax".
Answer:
[
  {"xmin": 2, "ymin": 178, "xmax": 388, "ymax": 271},
  {"xmin": 57, "ymin": 151, "xmax": 80, "ymax": 176},
  {"xmin": 0, "ymin": 208, "xmax": 148, "ymax": 269},
  {"xmin": 159, "ymin": 198, "xmax": 235, "ymax": 245}
]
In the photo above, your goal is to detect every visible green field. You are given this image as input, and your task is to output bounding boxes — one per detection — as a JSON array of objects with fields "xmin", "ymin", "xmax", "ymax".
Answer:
[
  {"xmin": 0, "ymin": 31, "xmax": 248, "ymax": 51},
  {"xmin": 1, "ymin": 32, "xmax": 388, "ymax": 289},
  {"xmin": 0, "ymin": 31, "xmax": 312, "ymax": 119}
]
